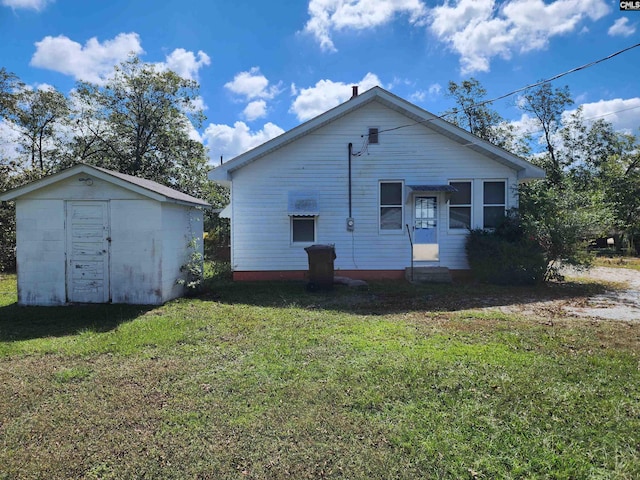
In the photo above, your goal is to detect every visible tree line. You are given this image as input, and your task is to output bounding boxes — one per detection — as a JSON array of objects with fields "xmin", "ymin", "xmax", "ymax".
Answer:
[
  {"xmin": 445, "ymin": 78, "xmax": 640, "ymax": 279},
  {"xmin": 0, "ymin": 56, "xmax": 228, "ymax": 271},
  {"xmin": 1, "ymin": 60, "xmax": 639, "ymax": 275}
]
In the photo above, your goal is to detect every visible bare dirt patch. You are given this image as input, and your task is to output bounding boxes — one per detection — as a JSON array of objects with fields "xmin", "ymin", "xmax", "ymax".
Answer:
[{"xmin": 487, "ymin": 266, "xmax": 640, "ymax": 322}]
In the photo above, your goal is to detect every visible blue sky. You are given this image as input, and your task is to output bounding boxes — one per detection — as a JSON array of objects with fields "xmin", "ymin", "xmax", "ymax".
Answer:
[{"xmin": 1, "ymin": 0, "xmax": 639, "ymax": 164}]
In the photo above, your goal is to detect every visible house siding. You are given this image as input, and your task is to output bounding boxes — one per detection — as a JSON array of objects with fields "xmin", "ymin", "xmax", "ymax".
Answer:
[{"xmin": 229, "ymin": 101, "xmax": 518, "ymax": 274}]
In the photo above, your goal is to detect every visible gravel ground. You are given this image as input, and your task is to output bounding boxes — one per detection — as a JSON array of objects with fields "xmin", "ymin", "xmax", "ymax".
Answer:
[
  {"xmin": 562, "ymin": 266, "xmax": 640, "ymax": 321},
  {"xmin": 482, "ymin": 266, "xmax": 640, "ymax": 322}
]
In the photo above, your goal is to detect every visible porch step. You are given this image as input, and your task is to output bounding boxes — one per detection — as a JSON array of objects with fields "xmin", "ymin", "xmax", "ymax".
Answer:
[{"xmin": 405, "ymin": 267, "xmax": 452, "ymax": 284}]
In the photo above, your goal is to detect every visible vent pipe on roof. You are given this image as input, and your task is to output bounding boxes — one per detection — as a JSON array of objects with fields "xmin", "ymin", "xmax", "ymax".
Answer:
[{"xmin": 351, "ymin": 85, "xmax": 358, "ymax": 98}]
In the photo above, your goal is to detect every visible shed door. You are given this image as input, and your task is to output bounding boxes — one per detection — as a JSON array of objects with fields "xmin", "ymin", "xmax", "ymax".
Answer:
[{"xmin": 66, "ymin": 201, "xmax": 110, "ymax": 303}]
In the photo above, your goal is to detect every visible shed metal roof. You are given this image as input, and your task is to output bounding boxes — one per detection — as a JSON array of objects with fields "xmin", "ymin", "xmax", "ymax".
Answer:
[{"xmin": 0, "ymin": 164, "xmax": 210, "ymax": 207}]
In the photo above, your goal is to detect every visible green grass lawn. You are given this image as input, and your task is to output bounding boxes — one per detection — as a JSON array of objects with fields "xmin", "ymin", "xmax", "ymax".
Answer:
[{"xmin": 1, "ymin": 269, "xmax": 639, "ymax": 479}]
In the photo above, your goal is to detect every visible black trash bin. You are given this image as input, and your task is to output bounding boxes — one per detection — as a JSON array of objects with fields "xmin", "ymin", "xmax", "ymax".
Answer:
[{"xmin": 304, "ymin": 244, "xmax": 336, "ymax": 291}]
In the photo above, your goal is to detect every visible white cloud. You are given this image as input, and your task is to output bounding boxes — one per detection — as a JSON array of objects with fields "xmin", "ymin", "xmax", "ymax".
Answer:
[
  {"xmin": 571, "ymin": 98, "xmax": 640, "ymax": 133},
  {"xmin": 429, "ymin": 0, "xmax": 610, "ymax": 74},
  {"xmin": 303, "ymin": 0, "xmax": 427, "ymax": 52},
  {"xmin": 30, "ymin": 33, "xmax": 144, "ymax": 83},
  {"xmin": 162, "ymin": 49, "xmax": 211, "ymax": 80},
  {"xmin": 225, "ymin": 67, "xmax": 280, "ymax": 100},
  {"xmin": 289, "ymin": 72, "xmax": 381, "ymax": 122},
  {"xmin": 410, "ymin": 90, "xmax": 427, "ymax": 102},
  {"xmin": 409, "ymin": 84, "xmax": 443, "ymax": 102},
  {"xmin": 608, "ymin": 18, "xmax": 636, "ymax": 37},
  {"xmin": 203, "ymin": 121, "xmax": 285, "ymax": 160},
  {"xmin": 30, "ymin": 33, "xmax": 211, "ymax": 86},
  {"xmin": 243, "ymin": 100, "xmax": 267, "ymax": 121},
  {"xmin": 1, "ymin": 0, "xmax": 51, "ymax": 11}
]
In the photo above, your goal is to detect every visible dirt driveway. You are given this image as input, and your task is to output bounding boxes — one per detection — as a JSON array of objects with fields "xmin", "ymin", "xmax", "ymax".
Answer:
[
  {"xmin": 489, "ymin": 266, "xmax": 640, "ymax": 322},
  {"xmin": 562, "ymin": 266, "xmax": 640, "ymax": 321}
]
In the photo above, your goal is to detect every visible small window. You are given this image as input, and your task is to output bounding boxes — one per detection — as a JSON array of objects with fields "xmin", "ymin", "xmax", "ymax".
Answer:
[
  {"xmin": 380, "ymin": 181, "xmax": 403, "ymax": 231},
  {"xmin": 449, "ymin": 181, "xmax": 471, "ymax": 229},
  {"xmin": 292, "ymin": 216, "xmax": 315, "ymax": 243},
  {"xmin": 368, "ymin": 127, "xmax": 379, "ymax": 144},
  {"xmin": 483, "ymin": 181, "xmax": 506, "ymax": 228}
]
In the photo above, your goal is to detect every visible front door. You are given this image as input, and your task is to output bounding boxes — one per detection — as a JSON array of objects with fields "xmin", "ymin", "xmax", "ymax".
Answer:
[
  {"xmin": 66, "ymin": 201, "xmax": 110, "ymax": 303},
  {"xmin": 413, "ymin": 196, "xmax": 439, "ymax": 261}
]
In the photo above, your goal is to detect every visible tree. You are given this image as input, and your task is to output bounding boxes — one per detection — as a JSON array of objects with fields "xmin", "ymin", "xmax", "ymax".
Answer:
[
  {"xmin": 516, "ymin": 85, "xmax": 619, "ymax": 276},
  {"xmin": 593, "ymin": 132, "xmax": 640, "ymax": 253},
  {"xmin": 520, "ymin": 82, "xmax": 573, "ymax": 186},
  {"xmin": 519, "ymin": 179, "xmax": 607, "ymax": 280},
  {"xmin": 0, "ymin": 68, "xmax": 21, "ymax": 120},
  {"xmin": 444, "ymin": 78, "xmax": 529, "ymax": 156},
  {"xmin": 11, "ymin": 87, "xmax": 69, "ymax": 173},
  {"xmin": 71, "ymin": 55, "xmax": 210, "ymax": 197}
]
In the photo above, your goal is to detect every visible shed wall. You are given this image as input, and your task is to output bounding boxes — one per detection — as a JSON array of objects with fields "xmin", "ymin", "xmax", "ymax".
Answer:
[
  {"xmin": 109, "ymin": 199, "xmax": 163, "ymax": 304},
  {"xmin": 160, "ymin": 204, "xmax": 204, "ymax": 301},
  {"xmin": 15, "ymin": 199, "xmax": 66, "ymax": 305}
]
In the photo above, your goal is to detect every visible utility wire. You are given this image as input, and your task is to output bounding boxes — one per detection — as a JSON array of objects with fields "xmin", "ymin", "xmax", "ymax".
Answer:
[
  {"xmin": 447, "ymin": 41, "xmax": 640, "ymax": 115},
  {"xmin": 369, "ymin": 41, "xmax": 640, "ymax": 137}
]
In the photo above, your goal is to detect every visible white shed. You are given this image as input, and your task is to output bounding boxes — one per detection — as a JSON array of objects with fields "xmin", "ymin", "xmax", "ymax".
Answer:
[{"xmin": 0, "ymin": 164, "xmax": 209, "ymax": 306}]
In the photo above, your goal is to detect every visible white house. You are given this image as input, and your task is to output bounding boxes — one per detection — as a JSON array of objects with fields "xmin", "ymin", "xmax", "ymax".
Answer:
[
  {"xmin": 0, "ymin": 164, "xmax": 208, "ymax": 305},
  {"xmin": 209, "ymin": 86, "xmax": 545, "ymax": 282}
]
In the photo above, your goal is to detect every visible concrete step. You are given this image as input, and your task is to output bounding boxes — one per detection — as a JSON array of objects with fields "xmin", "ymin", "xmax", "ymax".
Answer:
[{"xmin": 405, "ymin": 267, "xmax": 452, "ymax": 283}]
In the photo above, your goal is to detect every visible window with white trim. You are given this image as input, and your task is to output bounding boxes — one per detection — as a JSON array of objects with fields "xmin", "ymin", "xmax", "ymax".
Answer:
[
  {"xmin": 483, "ymin": 181, "xmax": 506, "ymax": 228},
  {"xmin": 292, "ymin": 216, "xmax": 315, "ymax": 243},
  {"xmin": 449, "ymin": 181, "xmax": 472, "ymax": 230},
  {"xmin": 379, "ymin": 181, "xmax": 403, "ymax": 231}
]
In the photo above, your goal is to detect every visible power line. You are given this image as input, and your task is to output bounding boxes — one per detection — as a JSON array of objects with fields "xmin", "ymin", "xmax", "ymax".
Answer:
[
  {"xmin": 452, "ymin": 41, "xmax": 640, "ymax": 115},
  {"xmin": 372, "ymin": 41, "xmax": 640, "ymax": 137}
]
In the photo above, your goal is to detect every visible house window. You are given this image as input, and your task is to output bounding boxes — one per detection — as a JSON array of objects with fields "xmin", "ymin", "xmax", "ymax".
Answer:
[
  {"xmin": 292, "ymin": 216, "xmax": 315, "ymax": 243},
  {"xmin": 380, "ymin": 181, "xmax": 403, "ymax": 231},
  {"xmin": 449, "ymin": 181, "xmax": 472, "ymax": 229},
  {"xmin": 368, "ymin": 127, "xmax": 379, "ymax": 144},
  {"xmin": 483, "ymin": 181, "xmax": 506, "ymax": 228}
]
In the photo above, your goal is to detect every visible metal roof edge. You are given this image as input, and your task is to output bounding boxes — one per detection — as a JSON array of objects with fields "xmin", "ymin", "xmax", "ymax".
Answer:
[{"xmin": 1, "ymin": 164, "xmax": 210, "ymax": 206}]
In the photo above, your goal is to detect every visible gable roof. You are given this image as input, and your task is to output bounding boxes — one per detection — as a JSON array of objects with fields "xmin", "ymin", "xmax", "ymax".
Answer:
[
  {"xmin": 0, "ymin": 164, "xmax": 210, "ymax": 207},
  {"xmin": 209, "ymin": 86, "xmax": 545, "ymax": 183}
]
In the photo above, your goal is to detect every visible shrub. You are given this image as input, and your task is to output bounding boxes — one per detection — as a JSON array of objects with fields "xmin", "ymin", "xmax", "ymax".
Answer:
[
  {"xmin": 0, "ymin": 201, "xmax": 16, "ymax": 272},
  {"xmin": 466, "ymin": 214, "xmax": 546, "ymax": 285}
]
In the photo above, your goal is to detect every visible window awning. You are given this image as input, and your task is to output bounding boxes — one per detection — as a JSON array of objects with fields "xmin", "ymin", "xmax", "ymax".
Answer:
[
  {"xmin": 288, "ymin": 191, "xmax": 319, "ymax": 216},
  {"xmin": 406, "ymin": 184, "xmax": 457, "ymax": 203}
]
